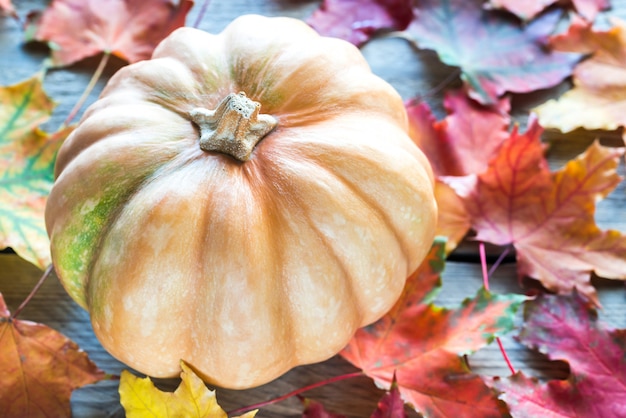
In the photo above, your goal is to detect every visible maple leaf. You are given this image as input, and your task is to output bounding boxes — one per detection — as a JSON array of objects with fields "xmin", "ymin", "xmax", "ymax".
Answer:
[
  {"xmin": 0, "ymin": 292, "xmax": 106, "ymax": 418},
  {"xmin": 406, "ymin": 91, "xmax": 509, "ymax": 253},
  {"xmin": 407, "ymin": 91, "xmax": 510, "ymax": 179},
  {"xmin": 25, "ymin": 0, "xmax": 193, "ymax": 67},
  {"xmin": 341, "ymin": 239, "xmax": 525, "ymax": 417},
  {"xmin": 534, "ymin": 17, "xmax": 626, "ymax": 133},
  {"xmin": 0, "ymin": 74, "xmax": 72, "ymax": 269},
  {"xmin": 119, "ymin": 361, "xmax": 257, "ymax": 418},
  {"xmin": 486, "ymin": 0, "xmax": 609, "ymax": 21},
  {"xmin": 307, "ymin": 0, "xmax": 413, "ymax": 46},
  {"xmin": 402, "ymin": 0, "xmax": 580, "ymax": 104},
  {"xmin": 490, "ymin": 293, "xmax": 626, "ymax": 416},
  {"xmin": 459, "ymin": 117, "xmax": 626, "ymax": 303}
]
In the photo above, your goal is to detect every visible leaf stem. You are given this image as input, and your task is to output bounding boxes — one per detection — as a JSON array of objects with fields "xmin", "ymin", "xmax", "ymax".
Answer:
[
  {"xmin": 61, "ymin": 52, "xmax": 110, "ymax": 128},
  {"xmin": 479, "ymin": 243, "xmax": 490, "ymax": 290},
  {"xmin": 496, "ymin": 338, "xmax": 516, "ymax": 375},
  {"xmin": 192, "ymin": 0, "xmax": 211, "ymax": 28},
  {"xmin": 488, "ymin": 245, "xmax": 511, "ymax": 278},
  {"xmin": 11, "ymin": 264, "xmax": 54, "ymax": 319},
  {"xmin": 226, "ymin": 371, "xmax": 364, "ymax": 416},
  {"xmin": 478, "ymin": 242, "xmax": 516, "ymax": 375}
]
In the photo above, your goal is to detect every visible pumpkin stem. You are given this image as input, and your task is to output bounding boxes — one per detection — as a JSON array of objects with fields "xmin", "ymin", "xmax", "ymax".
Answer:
[{"xmin": 189, "ymin": 92, "xmax": 277, "ymax": 161}]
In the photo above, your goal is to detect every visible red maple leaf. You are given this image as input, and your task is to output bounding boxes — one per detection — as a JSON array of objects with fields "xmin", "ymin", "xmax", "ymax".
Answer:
[
  {"xmin": 341, "ymin": 239, "xmax": 524, "ymax": 417},
  {"xmin": 458, "ymin": 117, "xmax": 626, "ymax": 303},
  {"xmin": 403, "ymin": 0, "xmax": 580, "ymax": 104},
  {"xmin": 490, "ymin": 293, "xmax": 626, "ymax": 416},
  {"xmin": 407, "ymin": 90, "xmax": 510, "ymax": 179},
  {"xmin": 307, "ymin": 0, "xmax": 413, "ymax": 46},
  {"xmin": 25, "ymin": 0, "xmax": 193, "ymax": 67}
]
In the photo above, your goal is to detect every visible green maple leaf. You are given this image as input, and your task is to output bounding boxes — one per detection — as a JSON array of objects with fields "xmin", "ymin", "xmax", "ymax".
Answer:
[{"xmin": 0, "ymin": 73, "xmax": 71, "ymax": 269}]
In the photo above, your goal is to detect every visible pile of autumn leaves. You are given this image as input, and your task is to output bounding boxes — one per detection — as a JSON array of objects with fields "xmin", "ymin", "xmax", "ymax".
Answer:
[{"xmin": 1, "ymin": 0, "xmax": 626, "ymax": 417}]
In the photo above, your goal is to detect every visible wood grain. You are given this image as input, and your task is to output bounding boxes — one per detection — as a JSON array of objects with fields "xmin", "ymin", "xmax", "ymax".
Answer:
[{"xmin": 1, "ymin": 1, "xmax": 626, "ymax": 417}]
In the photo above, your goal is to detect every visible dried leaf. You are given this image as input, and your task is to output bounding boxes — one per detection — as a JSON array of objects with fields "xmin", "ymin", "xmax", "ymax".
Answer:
[
  {"xmin": 119, "ymin": 361, "xmax": 257, "ymax": 418},
  {"xmin": 0, "ymin": 74, "xmax": 71, "ymax": 269},
  {"xmin": 307, "ymin": 0, "xmax": 413, "ymax": 46},
  {"xmin": 490, "ymin": 293, "xmax": 626, "ymax": 416},
  {"xmin": 341, "ymin": 239, "xmax": 524, "ymax": 417},
  {"xmin": 25, "ymin": 0, "xmax": 193, "ymax": 67},
  {"xmin": 535, "ymin": 17, "xmax": 626, "ymax": 132},
  {"xmin": 403, "ymin": 0, "xmax": 580, "ymax": 104},
  {"xmin": 461, "ymin": 117, "xmax": 626, "ymax": 302},
  {"xmin": 0, "ymin": 293, "xmax": 106, "ymax": 418}
]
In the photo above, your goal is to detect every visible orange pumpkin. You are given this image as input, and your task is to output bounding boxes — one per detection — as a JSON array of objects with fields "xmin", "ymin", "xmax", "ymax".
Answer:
[{"xmin": 45, "ymin": 14, "xmax": 437, "ymax": 389}]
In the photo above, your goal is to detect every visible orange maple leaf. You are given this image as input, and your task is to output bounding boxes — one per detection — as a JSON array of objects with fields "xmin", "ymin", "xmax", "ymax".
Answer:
[
  {"xmin": 459, "ymin": 117, "xmax": 626, "ymax": 303},
  {"xmin": 26, "ymin": 0, "xmax": 193, "ymax": 67},
  {"xmin": 535, "ymin": 17, "xmax": 626, "ymax": 133},
  {"xmin": 0, "ymin": 292, "xmax": 106, "ymax": 418}
]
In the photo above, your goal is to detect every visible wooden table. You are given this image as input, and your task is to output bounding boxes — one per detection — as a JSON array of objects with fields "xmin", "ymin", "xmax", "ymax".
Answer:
[{"xmin": 2, "ymin": 1, "xmax": 625, "ymax": 417}]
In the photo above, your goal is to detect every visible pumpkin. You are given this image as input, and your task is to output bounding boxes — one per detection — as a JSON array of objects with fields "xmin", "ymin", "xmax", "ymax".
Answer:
[{"xmin": 45, "ymin": 14, "xmax": 437, "ymax": 389}]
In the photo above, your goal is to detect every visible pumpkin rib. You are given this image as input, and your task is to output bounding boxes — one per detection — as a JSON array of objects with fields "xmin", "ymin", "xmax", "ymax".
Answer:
[
  {"xmin": 255, "ymin": 149, "xmax": 404, "ymax": 328},
  {"xmin": 48, "ymin": 130, "xmax": 193, "ymax": 308},
  {"xmin": 83, "ymin": 154, "xmax": 191, "ymax": 312},
  {"xmin": 239, "ymin": 156, "xmax": 348, "ymax": 369},
  {"xmin": 54, "ymin": 96, "xmax": 193, "ymax": 175},
  {"xmin": 238, "ymin": 159, "xmax": 302, "ymax": 363},
  {"xmin": 291, "ymin": 165, "xmax": 412, "ymax": 327},
  {"xmin": 279, "ymin": 192, "xmax": 366, "ymax": 337},
  {"xmin": 241, "ymin": 152, "xmax": 372, "ymax": 368},
  {"xmin": 86, "ymin": 159, "xmax": 237, "ymax": 378},
  {"xmin": 196, "ymin": 158, "xmax": 300, "ymax": 382},
  {"xmin": 319, "ymin": 163, "xmax": 429, "ymax": 279},
  {"xmin": 262, "ymin": 120, "xmax": 435, "ymax": 278}
]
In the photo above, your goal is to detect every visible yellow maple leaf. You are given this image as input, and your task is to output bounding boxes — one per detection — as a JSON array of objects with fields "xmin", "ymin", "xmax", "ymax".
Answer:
[{"xmin": 119, "ymin": 361, "xmax": 257, "ymax": 418}]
